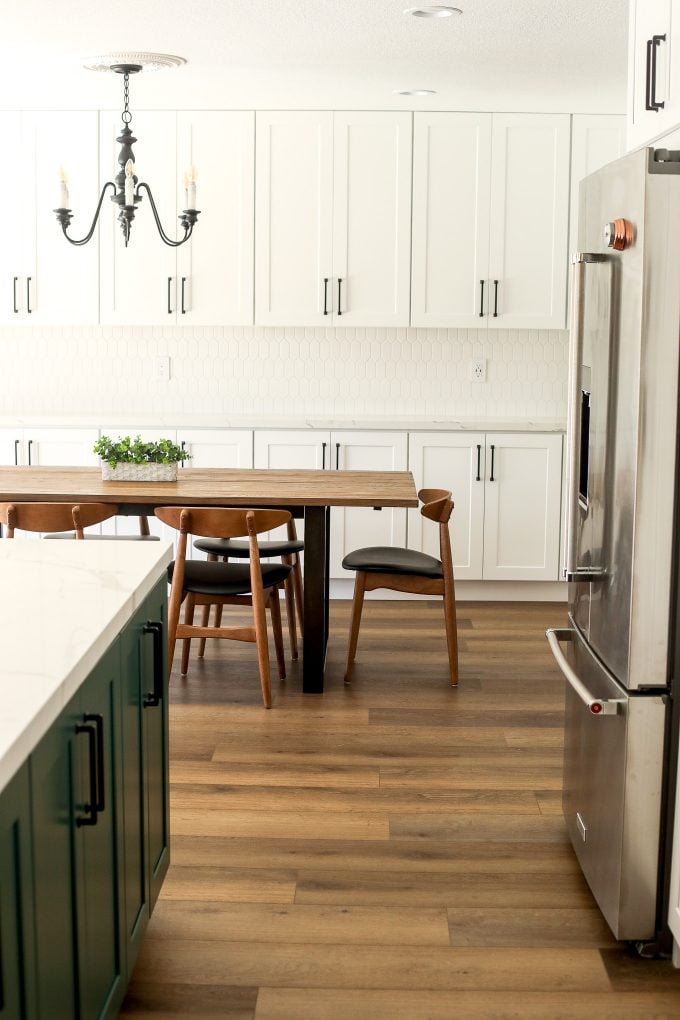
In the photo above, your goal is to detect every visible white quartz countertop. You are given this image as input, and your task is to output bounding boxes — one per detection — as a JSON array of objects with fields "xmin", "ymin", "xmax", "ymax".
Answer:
[
  {"xmin": 0, "ymin": 414, "xmax": 566, "ymax": 432},
  {"xmin": 0, "ymin": 541, "xmax": 172, "ymax": 794}
]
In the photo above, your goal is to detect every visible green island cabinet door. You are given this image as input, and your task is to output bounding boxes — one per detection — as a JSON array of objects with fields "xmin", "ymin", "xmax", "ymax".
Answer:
[
  {"xmin": 120, "ymin": 576, "xmax": 169, "ymax": 970},
  {"xmin": 0, "ymin": 763, "xmax": 37, "ymax": 1020},
  {"xmin": 30, "ymin": 639, "xmax": 126, "ymax": 1020}
]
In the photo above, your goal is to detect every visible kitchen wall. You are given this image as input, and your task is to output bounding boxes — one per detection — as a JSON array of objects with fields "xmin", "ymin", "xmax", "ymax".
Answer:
[{"xmin": 0, "ymin": 325, "xmax": 567, "ymax": 420}]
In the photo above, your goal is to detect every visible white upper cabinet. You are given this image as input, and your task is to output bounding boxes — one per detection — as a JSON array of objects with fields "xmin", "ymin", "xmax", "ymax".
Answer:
[
  {"xmin": 411, "ymin": 112, "xmax": 569, "ymax": 330},
  {"xmin": 488, "ymin": 114, "xmax": 570, "ymax": 329},
  {"xmin": 411, "ymin": 113, "xmax": 492, "ymax": 328},
  {"xmin": 255, "ymin": 112, "xmax": 333, "ymax": 326},
  {"xmin": 0, "ymin": 112, "xmax": 99, "ymax": 325},
  {"xmin": 255, "ymin": 111, "xmax": 412, "ymax": 327},
  {"xmin": 569, "ymin": 115, "xmax": 626, "ymax": 259},
  {"xmin": 176, "ymin": 112, "xmax": 254, "ymax": 325},
  {"xmin": 100, "ymin": 110, "xmax": 254, "ymax": 326},
  {"xmin": 99, "ymin": 110, "xmax": 177, "ymax": 325},
  {"xmin": 628, "ymin": 0, "xmax": 676, "ymax": 150},
  {"xmin": 332, "ymin": 112, "xmax": 412, "ymax": 326}
]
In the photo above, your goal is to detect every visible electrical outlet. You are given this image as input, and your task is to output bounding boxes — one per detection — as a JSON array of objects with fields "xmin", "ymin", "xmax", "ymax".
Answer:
[
  {"xmin": 155, "ymin": 356, "xmax": 171, "ymax": 382},
  {"xmin": 470, "ymin": 358, "xmax": 486, "ymax": 382}
]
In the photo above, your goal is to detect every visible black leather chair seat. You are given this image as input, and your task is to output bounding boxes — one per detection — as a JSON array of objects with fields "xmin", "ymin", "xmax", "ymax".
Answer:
[
  {"xmin": 167, "ymin": 558, "xmax": 291, "ymax": 596},
  {"xmin": 194, "ymin": 536, "xmax": 304, "ymax": 558},
  {"xmin": 342, "ymin": 546, "xmax": 443, "ymax": 578}
]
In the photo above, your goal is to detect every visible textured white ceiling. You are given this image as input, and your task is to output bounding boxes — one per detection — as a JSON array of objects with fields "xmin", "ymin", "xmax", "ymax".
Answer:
[{"xmin": 2, "ymin": 0, "xmax": 627, "ymax": 112}]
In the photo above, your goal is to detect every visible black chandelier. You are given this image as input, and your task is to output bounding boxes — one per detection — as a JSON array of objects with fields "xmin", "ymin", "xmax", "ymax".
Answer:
[{"xmin": 55, "ymin": 63, "xmax": 200, "ymax": 249}]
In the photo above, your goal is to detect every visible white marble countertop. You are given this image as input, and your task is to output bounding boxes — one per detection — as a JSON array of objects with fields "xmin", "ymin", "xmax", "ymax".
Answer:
[
  {"xmin": 0, "ymin": 541, "xmax": 172, "ymax": 794},
  {"xmin": 0, "ymin": 414, "xmax": 566, "ymax": 432}
]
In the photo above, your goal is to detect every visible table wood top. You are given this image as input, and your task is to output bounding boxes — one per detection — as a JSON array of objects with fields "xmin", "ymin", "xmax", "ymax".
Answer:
[{"xmin": 0, "ymin": 467, "xmax": 419, "ymax": 509}]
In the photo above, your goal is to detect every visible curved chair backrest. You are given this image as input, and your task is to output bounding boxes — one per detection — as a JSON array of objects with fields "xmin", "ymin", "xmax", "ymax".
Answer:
[
  {"xmin": 154, "ymin": 506, "xmax": 292, "ymax": 539},
  {"xmin": 418, "ymin": 488, "xmax": 453, "ymax": 524},
  {"xmin": 0, "ymin": 501, "xmax": 119, "ymax": 538}
]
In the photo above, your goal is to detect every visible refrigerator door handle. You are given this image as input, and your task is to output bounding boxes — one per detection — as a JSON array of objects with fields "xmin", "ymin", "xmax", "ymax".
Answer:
[
  {"xmin": 546, "ymin": 628, "xmax": 624, "ymax": 716},
  {"xmin": 564, "ymin": 253, "xmax": 608, "ymax": 583}
]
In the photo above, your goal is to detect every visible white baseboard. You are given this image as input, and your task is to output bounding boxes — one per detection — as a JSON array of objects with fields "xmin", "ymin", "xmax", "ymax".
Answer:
[{"xmin": 328, "ymin": 579, "xmax": 568, "ymax": 602}]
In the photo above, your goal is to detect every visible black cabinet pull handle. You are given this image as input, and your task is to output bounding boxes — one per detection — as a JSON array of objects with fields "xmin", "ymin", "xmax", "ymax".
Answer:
[
  {"xmin": 479, "ymin": 279, "xmax": 485, "ymax": 317},
  {"xmin": 167, "ymin": 276, "xmax": 173, "ymax": 315},
  {"xmin": 76, "ymin": 722, "xmax": 98, "ymax": 827},
  {"xmin": 335, "ymin": 442, "xmax": 340, "ymax": 470},
  {"xmin": 180, "ymin": 439, "xmax": 186, "ymax": 467},
  {"xmin": 490, "ymin": 444, "xmax": 496, "ymax": 482},
  {"xmin": 337, "ymin": 278, "xmax": 343, "ymax": 316},
  {"xmin": 181, "ymin": 276, "xmax": 187, "ymax": 314},
  {"xmin": 493, "ymin": 280, "xmax": 499, "ymax": 317},
  {"xmin": 646, "ymin": 38, "xmax": 655, "ymax": 110},
  {"xmin": 26, "ymin": 277, "xmax": 32, "ymax": 314},
  {"xmin": 321, "ymin": 441, "xmax": 327, "ymax": 469},
  {"xmin": 13, "ymin": 276, "xmax": 18, "ymax": 313},
  {"xmin": 323, "ymin": 277, "xmax": 329, "ymax": 315},
  {"xmin": 650, "ymin": 34, "xmax": 666, "ymax": 111},
  {"xmin": 143, "ymin": 621, "xmax": 165, "ymax": 708},
  {"xmin": 84, "ymin": 712, "xmax": 105, "ymax": 813},
  {"xmin": 476, "ymin": 444, "xmax": 481, "ymax": 482},
  {"xmin": 27, "ymin": 439, "xmax": 33, "ymax": 466},
  {"xmin": 14, "ymin": 439, "xmax": 19, "ymax": 466}
]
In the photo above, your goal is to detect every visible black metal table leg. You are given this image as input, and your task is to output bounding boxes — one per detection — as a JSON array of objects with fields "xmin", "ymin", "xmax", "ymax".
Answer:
[{"xmin": 302, "ymin": 505, "xmax": 329, "ymax": 693}]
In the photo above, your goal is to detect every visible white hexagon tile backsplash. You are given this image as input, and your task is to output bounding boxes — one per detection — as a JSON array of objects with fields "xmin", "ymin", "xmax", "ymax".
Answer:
[{"xmin": 0, "ymin": 325, "xmax": 568, "ymax": 418}]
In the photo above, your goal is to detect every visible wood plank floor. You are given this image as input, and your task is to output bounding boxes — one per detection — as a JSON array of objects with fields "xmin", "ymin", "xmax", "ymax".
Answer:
[{"xmin": 119, "ymin": 600, "xmax": 680, "ymax": 1019}]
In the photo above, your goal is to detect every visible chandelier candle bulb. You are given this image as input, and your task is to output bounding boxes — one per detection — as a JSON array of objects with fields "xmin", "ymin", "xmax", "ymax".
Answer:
[
  {"xmin": 58, "ymin": 166, "xmax": 69, "ymax": 209},
  {"xmin": 124, "ymin": 160, "xmax": 135, "ymax": 206},
  {"xmin": 188, "ymin": 167, "xmax": 197, "ymax": 209}
]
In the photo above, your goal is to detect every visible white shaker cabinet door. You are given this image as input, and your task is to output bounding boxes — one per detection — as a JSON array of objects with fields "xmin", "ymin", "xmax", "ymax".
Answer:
[
  {"xmin": 569, "ymin": 115, "xmax": 626, "ymax": 260},
  {"xmin": 28, "ymin": 112, "xmax": 100, "ymax": 325},
  {"xmin": 22, "ymin": 427, "xmax": 100, "ymax": 466},
  {"xmin": 255, "ymin": 112, "xmax": 333, "ymax": 326},
  {"xmin": 178, "ymin": 428, "xmax": 253, "ymax": 469},
  {"xmin": 628, "ymin": 0, "xmax": 674, "ymax": 151},
  {"xmin": 488, "ymin": 114, "xmax": 570, "ymax": 329},
  {"xmin": 329, "ymin": 430, "xmax": 408, "ymax": 579},
  {"xmin": 254, "ymin": 429, "xmax": 330, "ymax": 546},
  {"xmin": 407, "ymin": 432, "xmax": 485, "ymax": 581},
  {"xmin": 332, "ymin": 112, "xmax": 412, "ymax": 326},
  {"xmin": 99, "ymin": 111, "xmax": 177, "ymax": 325},
  {"xmin": 482, "ymin": 433, "xmax": 563, "ymax": 581},
  {"xmin": 411, "ymin": 113, "xmax": 492, "ymax": 328},
  {"xmin": 0, "ymin": 114, "xmax": 24, "ymax": 324},
  {"xmin": 0, "ymin": 428, "xmax": 24, "ymax": 466},
  {"xmin": 176, "ymin": 112, "xmax": 254, "ymax": 325}
]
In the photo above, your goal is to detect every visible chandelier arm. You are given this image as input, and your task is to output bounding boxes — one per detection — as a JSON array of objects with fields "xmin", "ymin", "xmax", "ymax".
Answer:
[
  {"xmin": 58, "ymin": 182, "xmax": 118, "ymax": 246},
  {"xmin": 135, "ymin": 182, "xmax": 191, "ymax": 247}
]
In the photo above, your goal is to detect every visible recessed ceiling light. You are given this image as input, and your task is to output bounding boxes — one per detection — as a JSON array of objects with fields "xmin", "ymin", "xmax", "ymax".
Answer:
[
  {"xmin": 404, "ymin": 6, "xmax": 463, "ymax": 17},
  {"xmin": 394, "ymin": 89, "xmax": 437, "ymax": 96}
]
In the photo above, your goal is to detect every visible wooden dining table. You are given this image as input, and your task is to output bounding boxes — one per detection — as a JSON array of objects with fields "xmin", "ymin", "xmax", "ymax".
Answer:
[{"xmin": 0, "ymin": 466, "xmax": 418, "ymax": 693}]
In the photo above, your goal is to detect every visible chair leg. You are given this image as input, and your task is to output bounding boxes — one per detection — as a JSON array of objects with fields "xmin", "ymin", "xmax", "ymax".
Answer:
[
  {"xmin": 443, "ymin": 583, "xmax": 459, "ymax": 687},
  {"xmin": 269, "ymin": 586, "xmax": 287, "ymax": 681},
  {"xmin": 167, "ymin": 583, "xmax": 184, "ymax": 674},
  {"xmin": 198, "ymin": 553, "xmax": 218, "ymax": 657},
  {"xmin": 180, "ymin": 592, "xmax": 196, "ymax": 677},
  {"xmin": 282, "ymin": 564, "xmax": 298, "ymax": 660},
  {"xmin": 292, "ymin": 554, "xmax": 304, "ymax": 634},
  {"xmin": 252, "ymin": 582, "xmax": 272, "ymax": 710},
  {"xmin": 138, "ymin": 514, "xmax": 151, "ymax": 537},
  {"xmin": 344, "ymin": 571, "xmax": 367, "ymax": 684}
]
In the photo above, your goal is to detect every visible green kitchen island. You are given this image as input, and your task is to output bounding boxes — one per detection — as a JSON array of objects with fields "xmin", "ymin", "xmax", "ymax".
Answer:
[{"xmin": 0, "ymin": 539, "xmax": 172, "ymax": 1020}]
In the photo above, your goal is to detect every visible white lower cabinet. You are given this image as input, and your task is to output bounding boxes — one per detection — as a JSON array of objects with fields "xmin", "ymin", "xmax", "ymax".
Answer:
[
  {"xmin": 253, "ymin": 429, "xmax": 407, "ymax": 577},
  {"xmin": 408, "ymin": 431, "xmax": 563, "ymax": 582},
  {"xmin": 177, "ymin": 429, "xmax": 253, "ymax": 469},
  {"xmin": 407, "ymin": 432, "xmax": 485, "ymax": 580}
]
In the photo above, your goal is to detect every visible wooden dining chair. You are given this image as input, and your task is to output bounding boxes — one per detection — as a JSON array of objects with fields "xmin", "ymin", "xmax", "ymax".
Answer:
[
  {"xmin": 193, "ymin": 518, "xmax": 304, "ymax": 659},
  {"xmin": 0, "ymin": 501, "xmax": 119, "ymax": 538},
  {"xmin": 342, "ymin": 488, "xmax": 458, "ymax": 686},
  {"xmin": 155, "ymin": 506, "xmax": 294, "ymax": 709}
]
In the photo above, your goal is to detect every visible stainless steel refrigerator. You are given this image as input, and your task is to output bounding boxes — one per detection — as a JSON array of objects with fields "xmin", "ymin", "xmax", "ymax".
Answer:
[{"xmin": 547, "ymin": 145, "xmax": 680, "ymax": 947}]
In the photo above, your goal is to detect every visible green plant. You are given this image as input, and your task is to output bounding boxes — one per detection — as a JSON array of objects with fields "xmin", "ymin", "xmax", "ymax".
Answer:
[{"xmin": 93, "ymin": 434, "xmax": 190, "ymax": 469}]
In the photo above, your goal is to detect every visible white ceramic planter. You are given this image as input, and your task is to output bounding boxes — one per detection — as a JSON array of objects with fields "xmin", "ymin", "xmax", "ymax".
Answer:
[{"xmin": 101, "ymin": 462, "xmax": 178, "ymax": 482}]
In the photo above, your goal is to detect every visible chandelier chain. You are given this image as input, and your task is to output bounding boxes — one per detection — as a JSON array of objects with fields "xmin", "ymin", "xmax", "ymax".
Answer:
[{"xmin": 122, "ymin": 73, "xmax": 132, "ymax": 125}]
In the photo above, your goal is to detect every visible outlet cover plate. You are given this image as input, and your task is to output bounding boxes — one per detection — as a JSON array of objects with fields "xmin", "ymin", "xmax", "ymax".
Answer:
[{"xmin": 470, "ymin": 358, "xmax": 486, "ymax": 382}]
